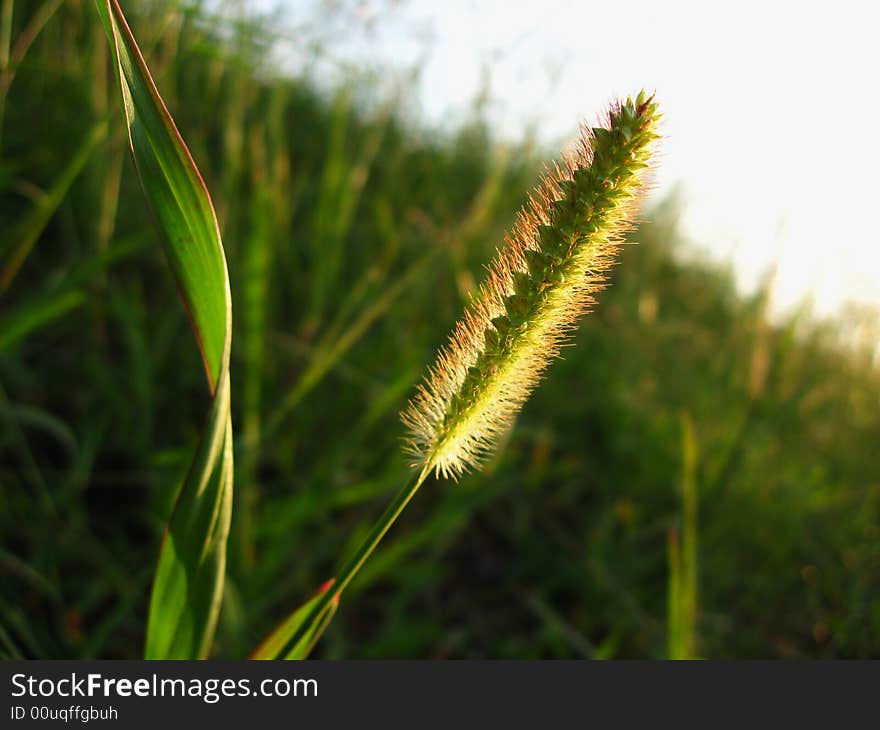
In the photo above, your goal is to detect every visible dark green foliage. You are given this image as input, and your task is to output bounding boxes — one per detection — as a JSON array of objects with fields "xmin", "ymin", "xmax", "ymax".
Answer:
[{"xmin": 0, "ymin": 1, "xmax": 878, "ymax": 659}]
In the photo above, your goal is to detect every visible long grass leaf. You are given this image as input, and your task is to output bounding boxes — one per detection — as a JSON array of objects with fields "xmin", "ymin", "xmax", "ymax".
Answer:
[{"xmin": 96, "ymin": 0, "xmax": 233, "ymax": 659}]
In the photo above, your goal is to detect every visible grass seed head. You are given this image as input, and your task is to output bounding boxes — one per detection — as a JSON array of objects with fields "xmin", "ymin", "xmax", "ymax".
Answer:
[{"xmin": 402, "ymin": 91, "xmax": 661, "ymax": 479}]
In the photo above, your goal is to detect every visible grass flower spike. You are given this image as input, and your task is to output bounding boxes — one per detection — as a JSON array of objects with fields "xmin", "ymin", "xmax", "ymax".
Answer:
[
  {"xmin": 256, "ymin": 93, "xmax": 660, "ymax": 658},
  {"xmin": 404, "ymin": 91, "xmax": 661, "ymax": 479}
]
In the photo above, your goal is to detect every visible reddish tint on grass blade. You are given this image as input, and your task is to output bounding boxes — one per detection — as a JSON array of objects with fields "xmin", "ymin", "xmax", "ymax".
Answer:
[{"xmin": 250, "ymin": 580, "xmax": 339, "ymax": 660}]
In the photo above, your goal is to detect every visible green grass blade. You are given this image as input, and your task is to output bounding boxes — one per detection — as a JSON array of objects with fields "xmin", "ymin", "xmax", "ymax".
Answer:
[
  {"xmin": 0, "ymin": 289, "xmax": 85, "ymax": 351},
  {"xmin": 666, "ymin": 526, "xmax": 683, "ymax": 659},
  {"xmin": 96, "ymin": 0, "xmax": 233, "ymax": 659},
  {"xmin": 679, "ymin": 410, "xmax": 699, "ymax": 659},
  {"xmin": 146, "ymin": 378, "xmax": 233, "ymax": 659},
  {"xmin": 306, "ymin": 91, "xmax": 389, "ymax": 328},
  {"xmin": 667, "ymin": 411, "xmax": 699, "ymax": 660},
  {"xmin": 265, "ymin": 253, "xmax": 434, "ymax": 437},
  {"xmin": 0, "ymin": 235, "xmax": 144, "ymax": 351},
  {"xmin": 237, "ymin": 127, "xmax": 274, "ymax": 569},
  {"xmin": 0, "ymin": 120, "xmax": 107, "ymax": 292}
]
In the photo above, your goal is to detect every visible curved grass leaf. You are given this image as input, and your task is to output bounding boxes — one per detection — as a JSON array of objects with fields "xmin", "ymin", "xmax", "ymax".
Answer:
[{"xmin": 96, "ymin": 0, "xmax": 233, "ymax": 659}]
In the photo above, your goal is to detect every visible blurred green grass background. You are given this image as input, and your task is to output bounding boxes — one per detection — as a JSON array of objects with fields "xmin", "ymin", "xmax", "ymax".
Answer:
[{"xmin": 1, "ymin": 0, "xmax": 878, "ymax": 659}]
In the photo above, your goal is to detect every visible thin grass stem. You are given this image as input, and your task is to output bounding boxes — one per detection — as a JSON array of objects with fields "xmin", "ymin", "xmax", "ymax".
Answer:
[{"xmin": 278, "ymin": 466, "xmax": 431, "ymax": 657}]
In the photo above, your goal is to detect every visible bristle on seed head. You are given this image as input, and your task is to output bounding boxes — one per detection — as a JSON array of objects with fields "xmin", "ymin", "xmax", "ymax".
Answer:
[{"xmin": 402, "ymin": 92, "xmax": 661, "ymax": 480}]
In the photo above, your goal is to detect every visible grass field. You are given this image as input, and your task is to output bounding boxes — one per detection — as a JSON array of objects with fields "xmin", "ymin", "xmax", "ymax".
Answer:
[{"xmin": 1, "ymin": 0, "xmax": 878, "ymax": 659}]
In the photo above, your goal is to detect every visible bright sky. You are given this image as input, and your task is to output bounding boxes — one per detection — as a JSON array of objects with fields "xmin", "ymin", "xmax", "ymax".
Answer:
[{"xmin": 256, "ymin": 0, "xmax": 879, "ymax": 319}]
